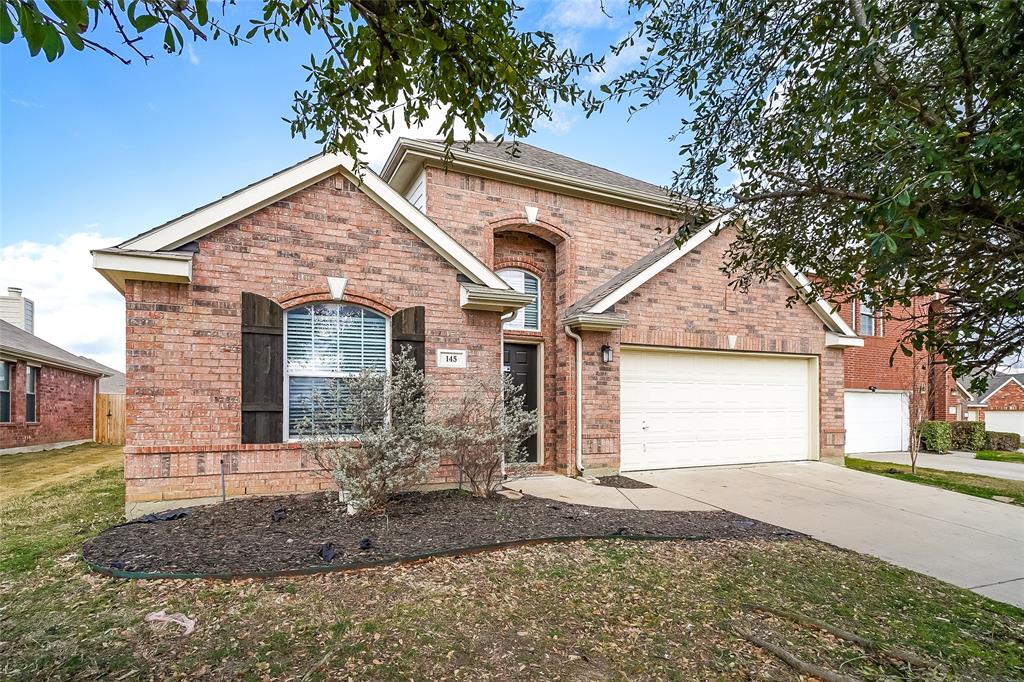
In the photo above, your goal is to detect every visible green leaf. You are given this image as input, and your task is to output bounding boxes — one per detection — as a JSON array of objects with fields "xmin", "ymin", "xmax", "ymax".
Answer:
[
  {"xmin": 0, "ymin": 7, "xmax": 14, "ymax": 44},
  {"xmin": 896, "ymin": 190, "xmax": 910, "ymax": 207},
  {"xmin": 134, "ymin": 15, "xmax": 160, "ymax": 32},
  {"xmin": 195, "ymin": 0, "xmax": 208, "ymax": 26}
]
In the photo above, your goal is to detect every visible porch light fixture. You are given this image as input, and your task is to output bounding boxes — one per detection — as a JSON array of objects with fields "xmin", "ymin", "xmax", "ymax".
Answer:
[{"xmin": 601, "ymin": 344, "xmax": 613, "ymax": 364}]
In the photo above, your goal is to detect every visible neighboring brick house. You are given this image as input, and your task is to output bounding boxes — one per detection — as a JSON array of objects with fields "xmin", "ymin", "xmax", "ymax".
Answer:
[
  {"xmin": 93, "ymin": 140, "xmax": 861, "ymax": 513},
  {"xmin": 841, "ymin": 297, "xmax": 967, "ymax": 453},
  {"xmin": 0, "ymin": 319, "xmax": 110, "ymax": 453},
  {"xmin": 965, "ymin": 372, "xmax": 1024, "ymax": 441}
]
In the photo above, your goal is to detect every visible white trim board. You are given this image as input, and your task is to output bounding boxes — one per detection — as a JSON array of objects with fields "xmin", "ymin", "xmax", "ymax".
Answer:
[
  {"xmin": 106, "ymin": 153, "xmax": 510, "ymax": 291},
  {"xmin": 584, "ymin": 213, "xmax": 859, "ymax": 339}
]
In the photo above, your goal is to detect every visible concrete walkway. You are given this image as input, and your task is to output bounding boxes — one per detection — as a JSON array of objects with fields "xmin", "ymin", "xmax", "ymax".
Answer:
[
  {"xmin": 855, "ymin": 450, "xmax": 1024, "ymax": 481},
  {"xmin": 511, "ymin": 462, "xmax": 1024, "ymax": 608}
]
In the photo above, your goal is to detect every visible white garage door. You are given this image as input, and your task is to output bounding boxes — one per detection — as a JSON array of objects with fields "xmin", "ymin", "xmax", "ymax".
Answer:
[
  {"xmin": 844, "ymin": 391, "xmax": 909, "ymax": 454},
  {"xmin": 985, "ymin": 411, "xmax": 1024, "ymax": 440},
  {"xmin": 620, "ymin": 348, "xmax": 814, "ymax": 471}
]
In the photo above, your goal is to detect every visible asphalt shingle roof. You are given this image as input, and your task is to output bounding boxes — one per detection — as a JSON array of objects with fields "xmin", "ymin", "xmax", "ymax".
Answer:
[
  {"xmin": 0, "ymin": 320, "xmax": 110, "ymax": 377},
  {"xmin": 969, "ymin": 371, "xmax": 1024, "ymax": 404},
  {"xmin": 448, "ymin": 140, "xmax": 671, "ymax": 197}
]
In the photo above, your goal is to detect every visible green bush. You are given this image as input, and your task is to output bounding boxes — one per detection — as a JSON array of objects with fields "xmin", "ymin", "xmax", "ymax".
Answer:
[
  {"xmin": 985, "ymin": 431, "xmax": 1021, "ymax": 452},
  {"xmin": 950, "ymin": 421, "xmax": 987, "ymax": 451},
  {"xmin": 917, "ymin": 421, "xmax": 952, "ymax": 453}
]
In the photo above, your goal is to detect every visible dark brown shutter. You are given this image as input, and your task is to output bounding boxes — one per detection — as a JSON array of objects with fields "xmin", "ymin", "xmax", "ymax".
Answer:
[
  {"xmin": 241, "ymin": 292, "xmax": 283, "ymax": 444},
  {"xmin": 391, "ymin": 306, "xmax": 425, "ymax": 373}
]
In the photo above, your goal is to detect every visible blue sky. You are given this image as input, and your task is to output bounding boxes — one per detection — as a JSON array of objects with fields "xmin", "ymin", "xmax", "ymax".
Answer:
[{"xmin": 1, "ymin": 0, "xmax": 689, "ymax": 369}]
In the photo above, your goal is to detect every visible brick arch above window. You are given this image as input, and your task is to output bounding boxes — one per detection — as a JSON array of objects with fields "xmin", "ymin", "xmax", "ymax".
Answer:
[
  {"xmin": 488, "ymin": 216, "xmax": 571, "ymax": 245},
  {"xmin": 275, "ymin": 287, "xmax": 396, "ymax": 316},
  {"xmin": 493, "ymin": 257, "xmax": 546, "ymax": 278}
]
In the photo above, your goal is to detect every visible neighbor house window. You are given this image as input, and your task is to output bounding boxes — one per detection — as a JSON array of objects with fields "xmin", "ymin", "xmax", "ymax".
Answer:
[
  {"xmin": 854, "ymin": 300, "xmax": 881, "ymax": 337},
  {"xmin": 0, "ymin": 362, "xmax": 11, "ymax": 423},
  {"xmin": 498, "ymin": 269, "xmax": 540, "ymax": 331},
  {"xmin": 25, "ymin": 366, "xmax": 38, "ymax": 422},
  {"xmin": 284, "ymin": 304, "xmax": 388, "ymax": 437}
]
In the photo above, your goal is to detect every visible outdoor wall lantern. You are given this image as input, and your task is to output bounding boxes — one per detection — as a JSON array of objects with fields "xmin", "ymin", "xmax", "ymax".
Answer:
[{"xmin": 601, "ymin": 345, "xmax": 613, "ymax": 364}]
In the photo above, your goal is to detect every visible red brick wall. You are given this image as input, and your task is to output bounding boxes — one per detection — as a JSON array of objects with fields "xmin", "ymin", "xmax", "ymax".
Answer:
[
  {"xmin": 123, "ymin": 174, "xmax": 503, "ymax": 504},
  {"xmin": 0, "ymin": 360, "xmax": 95, "ymax": 450}
]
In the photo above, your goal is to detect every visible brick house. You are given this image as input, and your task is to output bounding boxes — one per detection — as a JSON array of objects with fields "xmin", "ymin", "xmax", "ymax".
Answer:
[
  {"xmin": 93, "ymin": 140, "xmax": 862, "ymax": 513},
  {"xmin": 965, "ymin": 372, "xmax": 1024, "ymax": 440},
  {"xmin": 0, "ymin": 319, "xmax": 110, "ymax": 453}
]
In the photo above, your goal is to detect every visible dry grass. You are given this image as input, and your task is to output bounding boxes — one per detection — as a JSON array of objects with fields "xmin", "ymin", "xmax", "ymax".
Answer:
[
  {"xmin": 0, "ymin": 442, "xmax": 123, "ymax": 503},
  {"xmin": 1, "ymin": 450, "xmax": 1022, "ymax": 680}
]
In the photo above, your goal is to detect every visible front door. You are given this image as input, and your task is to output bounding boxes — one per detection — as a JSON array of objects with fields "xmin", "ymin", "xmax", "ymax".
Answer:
[{"xmin": 503, "ymin": 343, "xmax": 539, "ymax": 462}]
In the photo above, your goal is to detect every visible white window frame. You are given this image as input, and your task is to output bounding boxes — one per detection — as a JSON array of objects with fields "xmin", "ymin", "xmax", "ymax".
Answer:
[
  {"xmin": 25, "ymin": 365, "xmax": 39, "ymax": 423},
  {"xmin": 0, "ymin": 361, "xmax": 12, "ymax": 423},
  {"xmin": 282, "ymin": 303, "xmax": 391, "ymax": 440},
  {"xmin": 498, "ymin": 268, "xmax": 541, "ymax": 332},
  {"xmin": 852, "ymin": 300, "xmax": 883, "ymax": 337}
]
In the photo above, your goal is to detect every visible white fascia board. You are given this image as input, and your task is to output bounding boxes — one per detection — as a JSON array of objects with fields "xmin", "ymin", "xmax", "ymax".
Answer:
[
  {"xmin": 460, "ymin": 284, "xmax": 534, "ymax": 313},
  {"xmin": 121, "ymin": 154, "xmax": 345, "ymax": 252},
  {"xmin": 563, "ymin": 312, "xmax": 629, "ymax": 332},
  {"xmin": 825, "ymin": 331, "xmax": 864, "ymax": 348},
  {"xmin": 92, "ymin": 250, "xmax": 193, "ymax": 293},
  {"xmin": 588, "ymin": 214, "xmax": 729, "ymax": 314},
  {"xmin": 955, "ymin": 381, "xmax": 974, "ymax": 401},
  {"xmin": 117, "ymin": 152, "xmax": 508, "ymax": 290},
  {"xmin": 383, "ymin": 140, "xmax": 696, "ymax": 216},
  {"xmin": 356, "ymin": 168, "xmax": 509, "ymax": 290},
  {"xmin": 781, "ymin": 267, "xmax": 858, "ymax": 337}
]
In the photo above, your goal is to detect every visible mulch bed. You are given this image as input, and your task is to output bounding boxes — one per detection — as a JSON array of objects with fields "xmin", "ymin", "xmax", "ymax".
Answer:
[
  {"xmin": 83, "ymin": 490, "xmax": 801, "ymax": 576},
  {"xmin": 596, "ymin": 475, "xmax": 655, "ymax": 489}
]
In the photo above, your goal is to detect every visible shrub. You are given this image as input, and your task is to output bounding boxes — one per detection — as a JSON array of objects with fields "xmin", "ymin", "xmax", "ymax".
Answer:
[
  {"xmin": 917, "ymin": 420, "xmax": 952, "ymax": 453},
  {"xmin": 295, "ymin": 351, "xmax": 443, "ymax": 515},
  {"xmin": 438, "ymin": 372, "xmax": 538, "ymax": 497},
  {"xmin": 986, "ymin": 430, "xmax": 1022, "ymax": 452},
  {"xmin": 950, "ymin": 421, "xmax": 987, "ymax": 451}
]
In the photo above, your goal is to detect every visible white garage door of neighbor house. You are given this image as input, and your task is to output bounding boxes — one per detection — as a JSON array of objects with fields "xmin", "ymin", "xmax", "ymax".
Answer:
[
  {"xmin": 844, "ymin": 391, "xmax": 909, "ymax": 454},
  {"xmin": 620, "ymin": 348, "xmax": 814, "ymax": 471},
  {"xmin": 984, "ymin": 411, "xmax": 1024, "ymax": 440}
]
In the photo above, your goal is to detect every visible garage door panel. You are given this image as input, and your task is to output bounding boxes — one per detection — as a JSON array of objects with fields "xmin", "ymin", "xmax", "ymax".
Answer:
[
  {"xmin": 985, "ymin": 411, "xmax": 1024, "ymax": 440},
  {"xmin": 620, "ymin": 349, "xmax": 813, "ymax": 471},
  {"xmin": 844, "ymin": 391, "xmax": 909, "ymax": 454}
]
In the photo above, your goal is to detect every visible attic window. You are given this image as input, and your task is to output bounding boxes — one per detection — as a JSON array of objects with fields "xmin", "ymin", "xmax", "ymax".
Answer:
[{"xmin": 498, "ymin": 269, "xmax": 540, "ymax": 331}]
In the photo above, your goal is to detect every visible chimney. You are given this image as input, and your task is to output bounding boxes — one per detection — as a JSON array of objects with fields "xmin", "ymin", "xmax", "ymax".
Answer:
[{"xmin": 7, "ymin": 287, "xmax": 21, "ymax": 297}]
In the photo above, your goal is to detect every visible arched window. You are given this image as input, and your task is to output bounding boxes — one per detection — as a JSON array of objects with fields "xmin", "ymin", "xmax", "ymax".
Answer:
[
  {"xmin": 498, "ymin": 269, "xmax": 540, "ymax": 331},
  {"xmin": 284, "ymin": 303, "xmax": 388, "ymax": 437}
]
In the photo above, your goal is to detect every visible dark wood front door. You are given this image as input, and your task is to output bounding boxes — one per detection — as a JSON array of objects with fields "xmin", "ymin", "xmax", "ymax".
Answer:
[{"xmin": 503, "ymin": 343, "xmax": 538, "ymax": 463}]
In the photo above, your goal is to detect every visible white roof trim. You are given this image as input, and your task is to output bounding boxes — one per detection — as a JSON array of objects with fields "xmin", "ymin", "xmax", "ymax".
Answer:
[
  {"xmin": 583, "ymin": 212, "xmax": 857, "ymax": 338},
  {"xmin": 382, "ymin": 140, "xmax": 695, "ymax": 217},
  {"xmin": 780, "ymin": 267, "xmax": 858, "ymax": 337},
  {"xmin": 588, "ymin": 214, "xmax": 729, "ymax": 314},
  {"xmin": 975, "ymin": 376, "xmax": 1024, "ymax": 406},
  {"xmin": 825, "ymin": 331, "xmax": 864, "ymax": 348},
  {"xmin": 92, "ymin": 249, "xmax": 193, "ymax": 294},
  {"xmin": 955, "ymin": 380, "xmax": 974, "ymax": 401},
  {"xmin": 115, "ymin": 153, "xmax": 509, "ymax": 291}
]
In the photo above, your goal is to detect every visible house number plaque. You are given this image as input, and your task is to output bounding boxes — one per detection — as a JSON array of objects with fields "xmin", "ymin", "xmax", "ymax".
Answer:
[{"xmin": 436, "ymin": 349, "xmax": 467, "ymax": 368}]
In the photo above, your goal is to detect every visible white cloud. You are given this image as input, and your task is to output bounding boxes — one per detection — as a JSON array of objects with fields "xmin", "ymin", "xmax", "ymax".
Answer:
[
  {"xmin": 1, "ymin": 232, "xmax": 126, "ymax": 371},
  {"xmin": 542, "ymin": 0, "xmax": 623, "ymax": 29},
  {"xmin": 362, "ymin": 105, "xmax": 474, "ymax": 170},
  {"xmin": 186, "ymin": 43, "xmax": 200, "ymax": 65},
  {"xmin": 535, "ymin": 103, "xmax": 578, "ymax": 135}
]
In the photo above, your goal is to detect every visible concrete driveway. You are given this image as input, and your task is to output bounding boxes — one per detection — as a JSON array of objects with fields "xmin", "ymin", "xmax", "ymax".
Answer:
[
  {"xmin": 627, "ymin": 462, "xmax": 1024, "ymax": 607},
  {"xmin": 854, "ymin": 451, "xmax": 1024, "ymax": 481}
]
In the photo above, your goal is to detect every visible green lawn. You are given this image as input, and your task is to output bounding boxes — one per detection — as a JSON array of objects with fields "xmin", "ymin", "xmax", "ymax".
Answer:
[
  {"xmin": 976, "ymin": 450, "xmax": 1024, "ymax": 464},
  {"xmin": 1, "ymin": 449, "xmax": 1022, "ymax": 679},
  {"xmin": 846, "ymin": 456, "xmax": 1024, "ymax": 506}
]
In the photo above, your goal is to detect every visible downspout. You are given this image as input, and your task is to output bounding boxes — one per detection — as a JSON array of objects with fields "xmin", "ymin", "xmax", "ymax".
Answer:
[{"xmin": 564, "ymin": 326, "xmax": 584, "ymax": 475}]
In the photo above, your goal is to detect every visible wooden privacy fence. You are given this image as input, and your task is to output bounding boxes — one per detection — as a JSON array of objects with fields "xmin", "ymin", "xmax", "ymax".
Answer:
[{"xmin": 96, "ymin": 393, "xmax": 125, "ymax": 445}]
